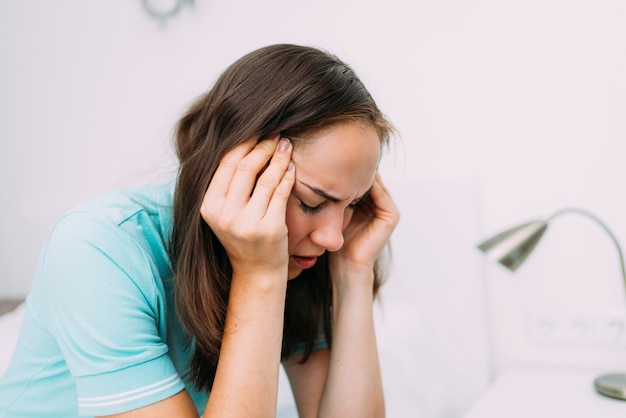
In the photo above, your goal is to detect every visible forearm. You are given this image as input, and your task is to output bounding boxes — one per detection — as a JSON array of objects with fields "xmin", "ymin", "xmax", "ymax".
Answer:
[
  {"xmin": 203, "ymin": 274, "xmax": 287, "ymax": 418},
  {"xmin": 319, "ymin": 270, "xmax": 385, "ymax": 417}
]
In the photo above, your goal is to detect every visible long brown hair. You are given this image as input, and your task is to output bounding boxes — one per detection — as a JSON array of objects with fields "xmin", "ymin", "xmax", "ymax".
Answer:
[{"xmin": 169, "ymin": 44, "xmax": 394, "ymax": 392}]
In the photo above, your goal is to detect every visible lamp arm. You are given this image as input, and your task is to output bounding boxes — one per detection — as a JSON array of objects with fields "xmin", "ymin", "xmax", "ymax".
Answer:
[{"xmin": 547, "ymin": 208, "xmax": 626, "ymax": 293}]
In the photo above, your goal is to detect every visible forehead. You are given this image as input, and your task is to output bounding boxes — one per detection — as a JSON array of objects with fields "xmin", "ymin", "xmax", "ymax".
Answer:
[{"xmin": 291, "ymin": 122, "xmax": 381, "ymax": 200}]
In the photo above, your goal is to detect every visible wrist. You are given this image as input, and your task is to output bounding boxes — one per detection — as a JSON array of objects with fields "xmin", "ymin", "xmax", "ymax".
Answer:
[
  {"xmin": 225, "ymin": 272, "xmax": 288, "ymax": 331},
  {"xmin": 230, "ymin": 270, "xmax": 288, "ymax": 295},
  {"xmin": 331, "ymin": 267, "xmax": 375, "ymax": 300}
]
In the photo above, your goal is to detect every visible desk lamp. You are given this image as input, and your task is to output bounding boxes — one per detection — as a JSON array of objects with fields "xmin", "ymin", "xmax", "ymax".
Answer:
[{"xmin": 476, "ymin": 207, "xmax": 626, "ymax": 400}]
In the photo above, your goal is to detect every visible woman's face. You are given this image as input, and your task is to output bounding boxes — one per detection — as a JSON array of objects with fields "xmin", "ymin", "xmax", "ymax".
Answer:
[{"xmin": 285, "ymin": 121, "xmax": 381, "ymax": 279}]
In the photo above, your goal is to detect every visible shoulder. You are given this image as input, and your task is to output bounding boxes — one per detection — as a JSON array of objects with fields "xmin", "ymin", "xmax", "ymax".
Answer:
[
  {"xmin": 48, "ymin": 181, "xmax": 174, "ymax": 260},
  {"xmin": 37, "ymin": 181, "xmax": 176, "ymax": 300},
  {"xmin": 69, "ymin": 181, "xmax": 175, "ymax": 235}
]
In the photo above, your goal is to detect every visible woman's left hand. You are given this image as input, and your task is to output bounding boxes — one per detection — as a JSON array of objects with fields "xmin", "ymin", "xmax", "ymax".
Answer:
[{"xmin": 328, "ymin": 173, "xmax": 399, "ymax": 287}]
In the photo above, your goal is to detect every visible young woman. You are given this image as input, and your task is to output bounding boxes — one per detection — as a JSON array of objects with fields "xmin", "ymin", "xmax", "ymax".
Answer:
[{"xmin": 0, "ymin": 44, "xmax": 399, "ymax": 417}]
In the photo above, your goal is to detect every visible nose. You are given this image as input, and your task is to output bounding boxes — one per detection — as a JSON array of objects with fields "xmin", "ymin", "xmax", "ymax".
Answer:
[{"xmin": 309, "ymin": 209, "xmax": 345, "ymax": 252}]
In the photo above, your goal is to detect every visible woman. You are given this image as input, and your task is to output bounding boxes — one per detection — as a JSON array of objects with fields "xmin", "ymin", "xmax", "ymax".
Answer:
[{"xmin": 0, "ymin": 44, "xmax": 399, "ymax": 417}]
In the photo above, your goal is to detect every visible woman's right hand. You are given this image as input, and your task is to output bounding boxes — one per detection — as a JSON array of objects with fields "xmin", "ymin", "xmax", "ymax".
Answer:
[{"xmin": 201, "ymin": 135, "xmax": 295, "ymax": 282}]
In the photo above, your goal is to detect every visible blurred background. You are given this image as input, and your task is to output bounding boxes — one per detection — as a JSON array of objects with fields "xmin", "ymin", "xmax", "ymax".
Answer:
[{"xmin": 1, "ymin": 0, "xmax": 625, "ymax": 415}]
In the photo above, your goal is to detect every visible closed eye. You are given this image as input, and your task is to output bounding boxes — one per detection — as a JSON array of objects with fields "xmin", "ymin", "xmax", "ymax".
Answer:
[{"xmin": 299, "ymin": 201, "xmax": 324, "ymax": 215}]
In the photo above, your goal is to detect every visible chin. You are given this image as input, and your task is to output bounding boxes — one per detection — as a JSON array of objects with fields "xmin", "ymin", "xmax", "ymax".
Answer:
[{"xmin": 287, "ymin": 267, "xmax": 303, "ymax": 280}]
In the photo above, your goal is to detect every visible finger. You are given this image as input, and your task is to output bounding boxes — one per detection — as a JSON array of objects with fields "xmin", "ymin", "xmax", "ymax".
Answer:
[
  {"xmin": 370, "ymin": 173, "xmax": 400, "ymax": 226},
  {"xmin": 223, "ymin": 136, "xmax": 281, "ymax": 210},
  {"xmin": 248, "ymin": 138, "xmax": 293, "ymax": 213},
  {"xmin": 208, "ymin": 137, "xmax": 259, "ymax": 199},
  {"xmin": 266, "ymin": 159, "xmax": 296, "ymax": 219}
]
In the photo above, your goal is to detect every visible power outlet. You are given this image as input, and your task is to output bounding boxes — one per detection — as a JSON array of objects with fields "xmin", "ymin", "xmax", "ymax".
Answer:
[{"xmin": 526, "ymin": 309, "xmax": 626, "ymax": 349}]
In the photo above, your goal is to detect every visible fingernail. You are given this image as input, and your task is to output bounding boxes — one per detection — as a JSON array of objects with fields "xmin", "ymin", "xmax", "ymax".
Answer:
[
  {"xmin": 288, "ymin": 160, "xmax": 294, "ymax": 171},
  {"xmin": 278, "ymin": 138, "xmax": 290, "ymax": 152}
]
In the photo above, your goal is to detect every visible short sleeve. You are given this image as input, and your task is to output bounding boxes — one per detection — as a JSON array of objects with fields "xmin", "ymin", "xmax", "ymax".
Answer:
[{"xmin": 32, "ymin": 210, "xmax": 185, "ymax": 416}]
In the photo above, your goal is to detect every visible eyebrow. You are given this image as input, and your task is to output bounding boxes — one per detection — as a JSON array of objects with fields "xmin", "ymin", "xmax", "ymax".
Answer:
[{"xmin": 298, "ymin": 180, "xmax": 371, "ymax": 204}]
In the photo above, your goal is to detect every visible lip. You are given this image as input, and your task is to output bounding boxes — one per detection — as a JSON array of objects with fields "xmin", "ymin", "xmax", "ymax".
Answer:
[{"xmin": 292, "ymin": 255, "xmax": 319, "ymax": 269}]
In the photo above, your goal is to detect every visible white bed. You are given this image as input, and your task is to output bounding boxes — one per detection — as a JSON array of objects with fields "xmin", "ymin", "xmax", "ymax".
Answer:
[
  {"xmin": 0, "ymin": 302, "xmax": 24, "ymax": 377},
  {"xmin": 1, "ymin": 177, "xmax": 490, "ymax": 417}
]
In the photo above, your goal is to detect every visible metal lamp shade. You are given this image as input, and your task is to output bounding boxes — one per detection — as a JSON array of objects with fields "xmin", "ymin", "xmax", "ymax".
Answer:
[{"xmin": 477, "ymin": 220, "xmax": 548, "ymax": 272}]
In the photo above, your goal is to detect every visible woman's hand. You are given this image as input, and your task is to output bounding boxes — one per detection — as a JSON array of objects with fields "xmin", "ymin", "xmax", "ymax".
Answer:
[
  {"xmin": 329, "ymin": 173, "xmax": 399, "ymax": 287},
  {"xmin": 201, "ymin": 135, "xmax": 295, "ymax": 281},
  {"xmin": 308, "ymin": 173, "xmax": 395, "ymax": 417},
  {"xmin": 201, "ymin": 137, "xmax": 296, "ymax": 417}
]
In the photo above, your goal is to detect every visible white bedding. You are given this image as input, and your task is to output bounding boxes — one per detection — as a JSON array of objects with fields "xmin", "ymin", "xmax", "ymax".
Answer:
[{"xmin": 0, "ymin": 302, "xmax": 25, "ymax": 377}]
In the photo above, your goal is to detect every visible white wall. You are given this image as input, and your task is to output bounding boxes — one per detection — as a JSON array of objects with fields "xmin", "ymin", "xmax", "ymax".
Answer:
[{"xmin": 2, "ymin": 0, "xmax": 626, "ymax": 387}]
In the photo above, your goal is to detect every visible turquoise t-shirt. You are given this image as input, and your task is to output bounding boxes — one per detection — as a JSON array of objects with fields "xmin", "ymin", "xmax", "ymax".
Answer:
[{"xmin": 0, "ymin": 182, "xmax": 208, "ymax": 417}]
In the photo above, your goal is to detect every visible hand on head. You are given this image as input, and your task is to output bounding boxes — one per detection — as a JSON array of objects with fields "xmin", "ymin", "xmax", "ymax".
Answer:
[
  {"xmin": 201, "ymin": 135, "xmax": 295, "ymax": 281},
  {"xmin": 329, "ymin": 172, "xmax": 400, "ymax": 286}
]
